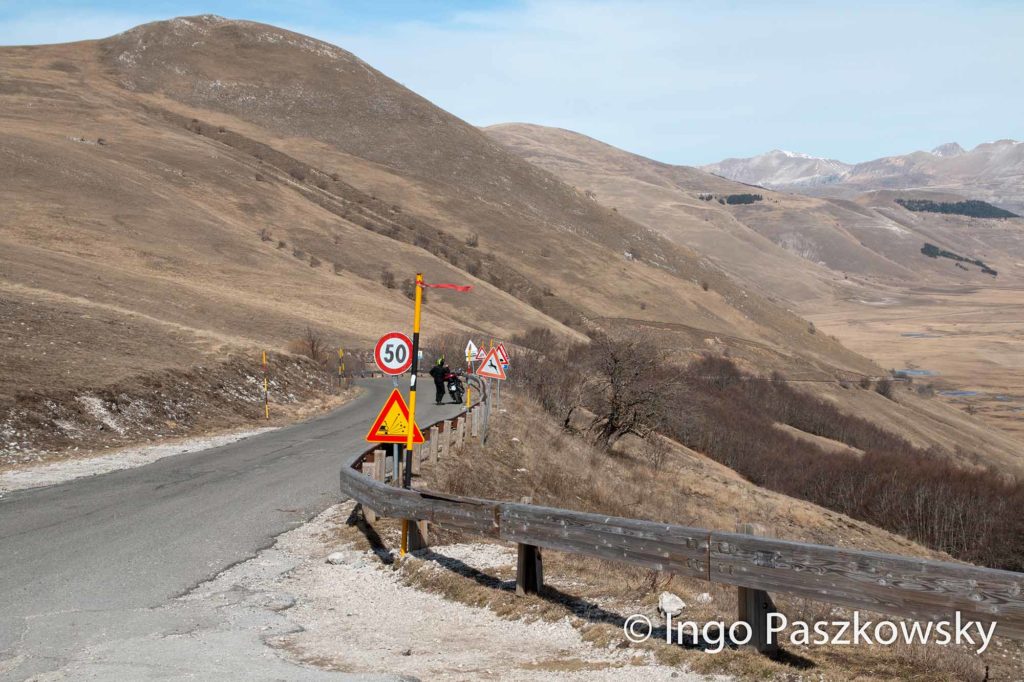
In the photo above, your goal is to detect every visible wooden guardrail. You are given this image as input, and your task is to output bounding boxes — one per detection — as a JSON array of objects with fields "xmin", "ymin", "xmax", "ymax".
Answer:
[{"xmin": 340, "ymin": 395, "xmax": 1024, "ymax": 646}]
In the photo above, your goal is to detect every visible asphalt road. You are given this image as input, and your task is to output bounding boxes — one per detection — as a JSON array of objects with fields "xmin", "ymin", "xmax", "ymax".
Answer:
[{"xmin": 0, "ymin": 378, "xmax": 465, "ymax": 680}]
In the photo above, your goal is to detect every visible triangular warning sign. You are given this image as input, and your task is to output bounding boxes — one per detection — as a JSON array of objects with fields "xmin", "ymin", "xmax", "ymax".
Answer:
[
  {"xmin": 476, "ymin": 348, "xmax": 507, "ymax": 380},
  {"xmin": 495, "ymin": 343, "xmax": 510, "ymax": 365},
  {"xmin": 365, "ymin": 389, "xmax": 425, "ymax": 444},
  {"xmin": 475, "ymin": 346, "xmax": 488, "ymax": 361}
]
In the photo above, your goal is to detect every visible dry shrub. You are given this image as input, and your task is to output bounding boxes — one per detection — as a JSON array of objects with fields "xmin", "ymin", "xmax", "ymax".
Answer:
[
  {"xmin": 287, "ymin": 326, "xmax": 327, "ymax": 364},
  {"xmin": 622, "ymin": 567, "xmax": 674, "ymax": 596},
  {"xmin": 890, "ymin": 641, "xmax": 986, "ymax": 681},
  {"xmin": 875, "ymin": 377, "xmax": 894, "ymax": 399}
]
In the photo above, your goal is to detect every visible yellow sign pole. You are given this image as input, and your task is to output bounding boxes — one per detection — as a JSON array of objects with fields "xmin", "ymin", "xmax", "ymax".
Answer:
[
  {"xmin": 338, "ymin": 347, "xmax": 345, "ymax": 389},
  {"xmin": 262, "ymin": 350, "xmax": 269, "ymax": 420},
  {"xmin": 400, "ymin": 273, "xmax": 424, "ymax": 556}
]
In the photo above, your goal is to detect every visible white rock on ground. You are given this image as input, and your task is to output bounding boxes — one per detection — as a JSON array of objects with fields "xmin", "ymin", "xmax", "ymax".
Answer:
[{"xmin": 658, "ymin": 592, "xmax": 686, "ymax": 618}]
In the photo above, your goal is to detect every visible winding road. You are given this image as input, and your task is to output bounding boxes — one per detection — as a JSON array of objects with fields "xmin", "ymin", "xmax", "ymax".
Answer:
[{"xmin": 0, "ymin": 379, "xmax": 464, "ymax": 680}]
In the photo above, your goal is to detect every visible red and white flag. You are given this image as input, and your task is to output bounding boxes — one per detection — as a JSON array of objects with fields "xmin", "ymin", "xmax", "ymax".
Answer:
[{"xmin": 420, "ymin": 281, "xmax": 472, "ymax": 292}]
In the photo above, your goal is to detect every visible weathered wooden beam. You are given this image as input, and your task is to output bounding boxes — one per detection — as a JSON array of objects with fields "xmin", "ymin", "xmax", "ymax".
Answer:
[
  {"xmin": 441, "ymin": 420, "xmax": 452, "ymax": 460},
  {"xmin": 359, "ymin": 461, "xmax": 377, "ymax": 523},
  {"xmin": 499, "ymin": 503, "xmax": 710, "ymax": 579},
  {"xmin": 372, "ymin": 449, "xmax": 386, "ymax": 486},
  {"xmin": 429, "ymin": 425, "xmax": 439, "ymax": 464},
  {"xmin": 710, "ymin": 530, "xmax": 1024, "ymax": 639}
]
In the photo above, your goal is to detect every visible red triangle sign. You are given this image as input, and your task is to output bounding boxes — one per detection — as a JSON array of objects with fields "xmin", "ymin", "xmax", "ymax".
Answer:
[
  {"xmin": 476, "ymin": 348, "xmax": 507, "ymax": 380},
  {"xmin": 495, "ymin": 343, "xmax": 510, "ymax": 364},
  {"xmin": 365, "ymin": 389, "xmax": 425, "ymax": 443}
]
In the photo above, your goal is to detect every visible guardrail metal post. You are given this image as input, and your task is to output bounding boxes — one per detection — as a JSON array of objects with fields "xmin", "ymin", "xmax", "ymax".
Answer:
[
  {"xmin": 736, "ymin": 522, "xmax": 779, "ymax": 656},
  {"xmin": 456, "ymin": 416, "xmax": 465, "ymax": 446},
  {"xmin": 471, "ymin": 406, "xmax": 480, "ymax": 439},
  {"xmin": 515, "ymin": 497, "xmax": 543, "ymax": 595}
]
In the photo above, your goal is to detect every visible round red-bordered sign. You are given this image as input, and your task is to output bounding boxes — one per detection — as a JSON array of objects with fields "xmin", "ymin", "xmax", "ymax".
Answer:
[{"xmin": 374, "ymin": 332, "xmax": 413, "ymax": 375}]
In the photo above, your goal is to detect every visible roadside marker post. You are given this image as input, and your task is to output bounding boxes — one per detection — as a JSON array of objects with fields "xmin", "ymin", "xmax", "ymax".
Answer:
[
  {"xmin": 261, "ymin": 350, "xmax": 269, "ymax": 420},
  {"xmin": 338, "ymin": 347, "xmax": 345, "ymax": 391}
]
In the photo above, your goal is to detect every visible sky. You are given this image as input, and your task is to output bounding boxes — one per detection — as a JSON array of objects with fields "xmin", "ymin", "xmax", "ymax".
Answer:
[{"xmin": 1, "ymin": 1, "xmax": 1022, "ymax": 165}]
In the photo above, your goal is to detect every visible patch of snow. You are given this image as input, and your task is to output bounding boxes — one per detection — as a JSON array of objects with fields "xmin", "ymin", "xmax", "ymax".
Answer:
[
  {"xmin": 76, "ymin": 395, "xmax": 126, "ymax": 435},
  {"xmin": 0, "ymin": 427, "xmax": 276, "ymax": 493}
]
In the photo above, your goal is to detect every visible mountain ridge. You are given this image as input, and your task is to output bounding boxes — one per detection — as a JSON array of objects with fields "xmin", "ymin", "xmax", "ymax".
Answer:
[{"xmin": 703, "ymin": 139, "xmax": 1024, "ymax": 212}]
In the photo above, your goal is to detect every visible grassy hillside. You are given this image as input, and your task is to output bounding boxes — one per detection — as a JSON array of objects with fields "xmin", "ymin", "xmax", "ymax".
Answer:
[{"xmin": 0, "ymin": 16, "xmax": 895, "ymax": 464}]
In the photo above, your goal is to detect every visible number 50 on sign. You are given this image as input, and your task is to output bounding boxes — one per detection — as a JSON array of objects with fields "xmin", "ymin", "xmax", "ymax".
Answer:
[{"xmin": 374, "ymin": 332, "xmax": 413, "ymax": 375}]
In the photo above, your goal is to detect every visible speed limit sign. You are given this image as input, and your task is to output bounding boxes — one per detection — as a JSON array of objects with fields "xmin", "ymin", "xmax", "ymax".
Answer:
[{"xmin": 374, "ymin": 332, "xmax": 413, "ymax": 375}]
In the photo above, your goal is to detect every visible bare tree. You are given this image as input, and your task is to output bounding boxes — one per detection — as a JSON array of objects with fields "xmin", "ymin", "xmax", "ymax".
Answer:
[
  {"xmin": 290, "ymin": 326, "xmax": 327, "ymax": 364},
  {"xmin": 585, "ymin": 334, "xmax": 674, "ymax": 447}
]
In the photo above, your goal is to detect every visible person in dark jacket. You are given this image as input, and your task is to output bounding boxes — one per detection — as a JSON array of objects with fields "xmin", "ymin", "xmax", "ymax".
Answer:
[{"xmin": 429, "ymin": 356, "xmax": 448, "ymax": 405}]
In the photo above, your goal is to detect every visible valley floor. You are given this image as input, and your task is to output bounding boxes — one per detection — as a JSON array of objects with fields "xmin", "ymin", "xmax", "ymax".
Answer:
[{"xmin": 804, "ymin": 284, "xmax": 1024, "ymax": 445}]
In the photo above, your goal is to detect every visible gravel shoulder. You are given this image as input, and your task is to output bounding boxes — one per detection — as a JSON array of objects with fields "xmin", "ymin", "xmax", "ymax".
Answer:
[{"xmin": 251, "ymin": 501, "xmax": 719, "ymax": 681}]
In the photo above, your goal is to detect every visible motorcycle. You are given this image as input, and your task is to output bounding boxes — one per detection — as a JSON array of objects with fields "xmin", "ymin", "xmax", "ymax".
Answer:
[{"xmin": 445, "ymin": 371, "xmax": 465, "ymax": 404}]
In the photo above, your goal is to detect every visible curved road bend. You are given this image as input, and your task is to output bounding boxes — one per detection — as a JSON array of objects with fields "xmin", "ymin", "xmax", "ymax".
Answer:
[{"xmin": 0, "ymin": 378, "xmax": 464, "ymax": 680}]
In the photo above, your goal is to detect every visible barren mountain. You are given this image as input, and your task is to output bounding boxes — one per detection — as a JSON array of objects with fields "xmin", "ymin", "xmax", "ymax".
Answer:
[
  {"xmin": 486, "ymin": 123, "xmax": 1024, "ymax": 460},
  {"xmin": 2, "ymin": 15, "xmax": 891, "ymax": 461},
  {"xmin": 704, "ymin": 140, "xmax": 1024, "ymax": 214},
  {"xmin": 3, "ymin": 15, "xmax": 1021, "ymax": 472}
]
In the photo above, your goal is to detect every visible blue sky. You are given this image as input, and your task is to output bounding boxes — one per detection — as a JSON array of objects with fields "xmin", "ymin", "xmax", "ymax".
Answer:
[{"xmin": 2, "ymin": 1, "xmax": 1022, "ymax": 165}]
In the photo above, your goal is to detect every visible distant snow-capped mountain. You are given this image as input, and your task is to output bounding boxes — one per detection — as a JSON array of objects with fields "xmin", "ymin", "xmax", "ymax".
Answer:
[
  {"xmin": 702, "ymin": 149, "xmax": 851, "ymax": 187},
  {"xmin": 702, "ymin": 140, "xmax": 1023, "ymax": 212}
]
